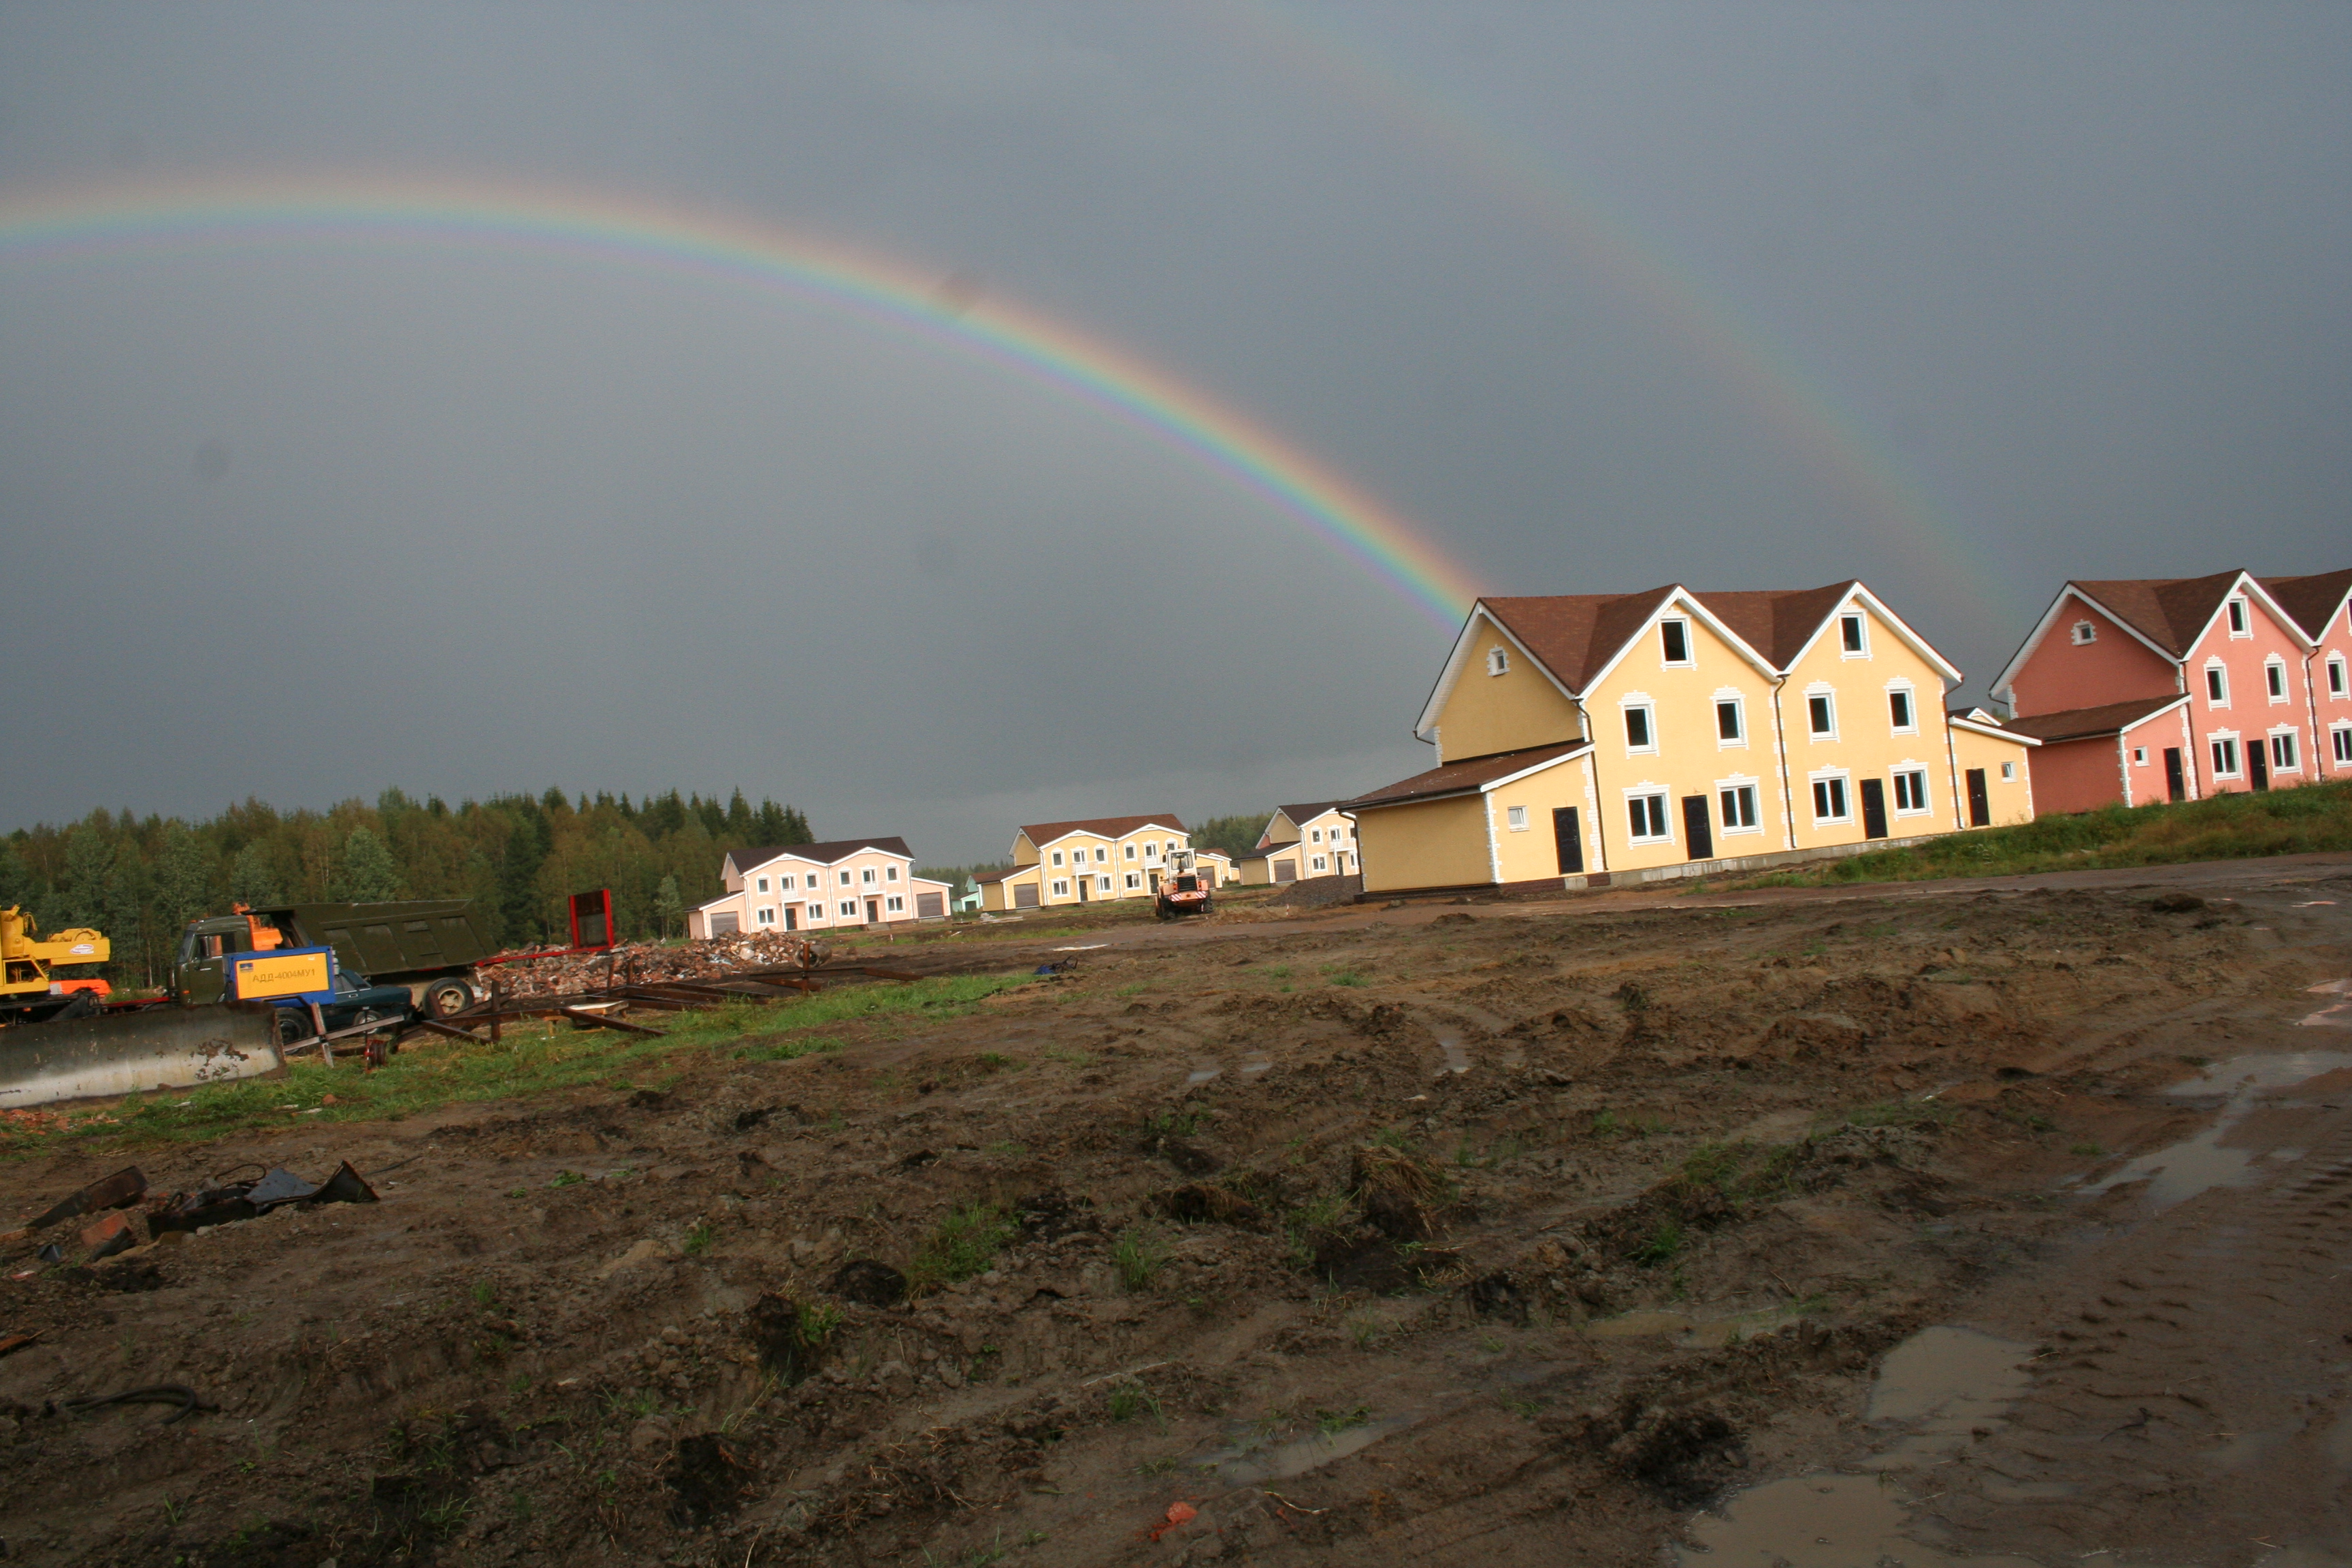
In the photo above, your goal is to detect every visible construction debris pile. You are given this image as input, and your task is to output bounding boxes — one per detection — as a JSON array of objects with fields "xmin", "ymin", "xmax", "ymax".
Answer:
[
  {"xmin": 480, "ymin": 932, "xmax": 830, "ymax": 1001},
  {"xmin": 3, "ymin": 1160, "xmax": 378, "ymax": 1273}
]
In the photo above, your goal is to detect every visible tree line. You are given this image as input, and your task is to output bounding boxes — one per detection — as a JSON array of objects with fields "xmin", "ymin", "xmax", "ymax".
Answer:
[{"xmin": 0, "ymin": 789, "xmax": 813, "ymax": 987}]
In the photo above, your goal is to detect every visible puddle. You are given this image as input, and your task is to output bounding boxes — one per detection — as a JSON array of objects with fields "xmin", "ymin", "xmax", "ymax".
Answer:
[
  {"xmin": 1185, "ymin": 1064, "xmax": 1221, "ymax": 1085},
  {"xmin": 1436, "ymin": 1032, "xmax": 1471, "ymax": 1074},
  {"xmin": 1194, "ymin": 1413, "xmax": 1417, "ymax": 1484},
  {"xmin": 1238, "ymin": 1060, "xmax": 1271, "ymax": 1079},
  {"xmin": 1582, "ymin": 1303, "xmax": 1809, "ymax": 1347},
  {"xmin": 1859, "ymin": 1325, "xmax": 2034, "ymax": 1470},
  {"xmin": 1678, "ymin": 1473, "xmax": 2041, "ymax": 1568},
  {"xmin": 2082, "ymin": 1050, "xmax": 2352, "ymax": 1209},
  {"xmin": 2301, "ymin": 979, "xmax": 2352, "ymax": 1028}
]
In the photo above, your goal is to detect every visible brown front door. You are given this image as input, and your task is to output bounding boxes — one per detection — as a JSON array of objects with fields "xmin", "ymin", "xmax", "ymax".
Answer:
[
  {"xmin": 2250, "ymin": 739, "xmax": 2270, "ymax": 791},
  {"xmin": 1859, "ymin": 777, "xmax": 1890, "ymax": 839},
  {"xmin": 1965, "ymin": 768, "xmax": 1991, "ymax": 827},
  {"xmin": 1552, "ymin": 806, "xmax": 1582, "ymax": 873},
  {"xmin": 866, "ymin": 898, "xmax": 880, "ymax": 924},
  {"xmin": 1680, "ymin": 796, "xmax": 1714, "ymax": 860},
  {"xmin": 2163, "ymin": 747, "xmax": 2186, "ymax": 802}
]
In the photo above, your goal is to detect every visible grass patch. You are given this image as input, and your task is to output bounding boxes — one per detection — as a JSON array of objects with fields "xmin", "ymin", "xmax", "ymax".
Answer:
[
  {"xmin": 0, "ymin": 971, "xmax": 1029, "ymax": 1158},
  {"xmin": 1731, "ymin": 779, "xmax": 2352, "ymax": 889},
  {"xmin": 1111, "ymin": 1224, "xmax": 1168, "ymax": 1292},
  {"xmin": 909, "ymin": 1200, "xmax": 1018, "ymax": 1294}
]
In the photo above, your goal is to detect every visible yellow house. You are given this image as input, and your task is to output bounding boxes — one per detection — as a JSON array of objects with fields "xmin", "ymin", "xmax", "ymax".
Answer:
[
  {"xmin": 1347, "ymin": 581, "xmax": 2037, "ymax": 894},
  {"xmin": 1237, "ymin": 802, "xmax": 1359, "ymax": 884},
  {"xmin": 977, "ymin": 815, "xmax": 1191, "ymax": 911}
]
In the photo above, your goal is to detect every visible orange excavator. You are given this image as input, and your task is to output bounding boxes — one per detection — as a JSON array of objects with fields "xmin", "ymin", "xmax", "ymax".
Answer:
[{"xmin": 0, "ymin": 905, "xmax": 113, "ymax": 1024}]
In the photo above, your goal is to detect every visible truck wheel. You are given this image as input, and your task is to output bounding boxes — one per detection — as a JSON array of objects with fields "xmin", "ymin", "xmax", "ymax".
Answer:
[
  {"xmin": 423, "ymin": 978, "xmax": 474, "ymax": 1017},
  {"xmin": 272, "ymin": 1009, "xmax": 310, "ymax": 1048}
]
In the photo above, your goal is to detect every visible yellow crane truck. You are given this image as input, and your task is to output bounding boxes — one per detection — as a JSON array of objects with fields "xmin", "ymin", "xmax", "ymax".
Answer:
[{"xmin": 0, "ymin": 905, "xmax": 114, "ymax": 1024}]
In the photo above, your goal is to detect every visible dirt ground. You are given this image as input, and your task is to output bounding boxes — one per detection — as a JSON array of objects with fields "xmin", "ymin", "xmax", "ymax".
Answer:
[{"xmin": 3, "ymin": 855, "xmax": 2349, "ymax": 1568}]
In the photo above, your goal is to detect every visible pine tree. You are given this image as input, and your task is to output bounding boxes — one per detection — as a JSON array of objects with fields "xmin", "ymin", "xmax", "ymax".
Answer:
[
  {"xmin": 337, "ymin": 828, "xmax": 402, "ymax": 901},
  {"xmin": 654, "ymin": 875, "xmax": 683, "ymax": 940}
]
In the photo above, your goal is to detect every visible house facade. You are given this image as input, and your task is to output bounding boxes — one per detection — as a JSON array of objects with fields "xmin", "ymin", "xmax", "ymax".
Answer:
[
  {"xmin": 977, "ymin": 815, "xmax": 1192, "ymax": 911},
  {"xmin": 1238, "ymin": 802, "xmax": 1358, "ymax": 883},
  {"xmin": 687, "ymin": 837, "xmax": 953, "ymax": 936},
  {"xmin": 1991, "ymin": 571, "xmax": 2330, "ymax": 806},
  {"xmin": 2265, "ymin": 570, "xmax": 2352, "ymax": 780},
  {"xmin": 1345, "ymin": 581, "xmax": 2036, "ymax": 896}
]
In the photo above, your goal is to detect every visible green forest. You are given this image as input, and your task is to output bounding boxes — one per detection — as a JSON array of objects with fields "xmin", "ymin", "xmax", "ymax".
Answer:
[{"xmin": 0, "ymin": 789, "xmax": 812, "ymax": 987}]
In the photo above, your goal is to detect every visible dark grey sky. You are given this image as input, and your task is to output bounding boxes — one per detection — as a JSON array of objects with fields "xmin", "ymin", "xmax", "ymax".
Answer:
[{"xmin": 3, "ymin": 3, "xmax": 2345, "ymax": 861}]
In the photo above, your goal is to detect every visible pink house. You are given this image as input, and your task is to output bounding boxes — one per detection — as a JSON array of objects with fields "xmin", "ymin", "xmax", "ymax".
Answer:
[
  {"xmin": 1991, "ymin": 570, "xmax": 2331, "ymax": 812},
  {"xmin": 2264, "ymin": 570, "xmax": 2352, "ymax": 780},
  {"xmin": 687, "ymin": 836, "xmax": 953, "ymax": 936}
]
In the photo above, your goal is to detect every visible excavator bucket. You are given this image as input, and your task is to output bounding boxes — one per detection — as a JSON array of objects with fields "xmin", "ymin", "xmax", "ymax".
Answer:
[{"xmin": 0, "ymin": 1004, "xmax": 281, "ymax": 1111}]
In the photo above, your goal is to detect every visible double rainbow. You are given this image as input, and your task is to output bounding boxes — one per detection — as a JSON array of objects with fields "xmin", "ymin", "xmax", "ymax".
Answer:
[{"xmin": 0, "ymin": 174, "xmax": 1483, "ymax": 632}]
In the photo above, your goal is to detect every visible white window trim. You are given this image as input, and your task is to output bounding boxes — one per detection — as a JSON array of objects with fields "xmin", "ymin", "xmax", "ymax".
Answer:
[
  {"xmin": 1713, "ymin": 775, "xmax": 1765, "ymax": 836},
  {"xmin": 1125, "ymin": 872, "xmax": 1141, "ymax": 889},
  {"xmin": 1886, "ymin": 680, "xmax": 1920, "ymax": 735},
  {"xmin": 1838, "ymin": 612, "xmax": 1871, "ymax": 659},
  {"xmin": 885, "ymin": 895, "xmax": 904, "ymax": 913},
  {"xmin": 1659, "ymin": 617, "xmax": 1695, "ymax": 668},
  {"xmin": 838, "ymin": 900, "xmax": 858, "ymax": 917},
  {"xmin": 2331, "ymin": 723, "xmax": 2352, "ymax": 764},
  {"xmin": 1809, "ymin": 768, "xmax": 1855, "ymax": 823},
  {"xmin": 1806, "ymin": 685, "xmax": 1839, "ymax": 741},
  {"xmin": 1098, "ymin": 875, "xmax": 1113, "ymax": 892},
  {"xmin": 2070, "ymin": 620, "xmax": 2097, "ymax": 645},
  {"xmin": 2265, "ymin": 657, "xmax": 2290, "ymax": 704},
  {"xmin": 1486, "ymin": 645, "xmax": 1509, "ymax": 676},
  {"xmin": 2204, "ymin": 661, "xmax": 2230, "ymax": 708},
  {"xmin": 1712, "ymin": 687, "xmax": 1748, "ymax": 749},
  {"xmin": 2209, "ymin": 732, "xmax": 2242, "ymax": 778},
  {"xmin": 2268, "ymin": 728, "xmax": 2302, "ymax": 773},
  {"xmin": 1506, "ymin": 804, "xmax": 1529, "ymax": 831},
  {"xmin": 1889, "ymin": 765, "xmax": 1934, "ymax": 817},
  {"xmin": 1050, "ymin": 879, "xmax": 1071, "ymax": 898},
  {"xmin": 1620, "ymin": 693, "xmax": 1660, "ymax": 755},
  {"xmin": 2226, "ymin": 597, "xmax": 2251, "ymax": 638},
  {"xmin": 2328, "ymin": 655, "xmax": 2348, "ymax": 698},
  {"xmin": 1999, "ymin": 762, "xmax": 2018, "ymax": 781},
  {"xmin": 2131, "ymin": 747, "xmax": 2149, "ymax": 766},
  {"xmin": 755, "ymin": 877, "xmax": 770, "ymax": 894},
  {"xmin": 886, "ymin": 866, "xmax": 900, "ymax": 881},
  {"xmin": 1624, "ymin": 785, "xmax": 1674, "ymax": 845},
  {"xmin": 755, "ymin": 906, "xmax": 775, "ymax": 926}
]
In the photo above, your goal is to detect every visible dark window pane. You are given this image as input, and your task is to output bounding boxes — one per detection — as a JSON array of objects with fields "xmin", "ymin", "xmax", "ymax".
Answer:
[{"xmin": 1717, "ymin": 702, "xmax": 1740, "ymax": 740}]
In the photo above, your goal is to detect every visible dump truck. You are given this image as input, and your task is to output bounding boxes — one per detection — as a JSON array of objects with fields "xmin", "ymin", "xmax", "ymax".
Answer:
[
  {"xmin": 174, "ymin": 900, "xmax": 495, "ymax": 1018},
  {"xmin": 1152, "ymin": 849, "xmax": 1215, "ymax": 919}
]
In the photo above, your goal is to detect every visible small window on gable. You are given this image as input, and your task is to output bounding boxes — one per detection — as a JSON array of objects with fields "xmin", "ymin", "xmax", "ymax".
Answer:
[
  {"xmin": 1889, "ymin": 688, "xmax": 1915, "ymax": 731},
  {"xmin": 1716, "ymin": 700, "xmax": 1743, "ymax": 742},
  {"xmin": 1660, "ymin": 619, "xmax": 1690, "ymax": 664},
  {"xmin": 1840, "ymin": 615, "xmax": 1866, "ymax": 654},
  {"xmin": 2132, "ymin": 747, "xmax": 2148, "ymax": 766},
  {"xmin": 2070, "ymin": 621, "xmax": 2097, "ymax": 645},
  {"xmin": 2000, "ymin": 762, "xmax": 2017, "ymax": 781},
  {"xmin": 1486, "ymin": 646, "xmax": 1509, "ymax": 676},
  {"xmin": 2227, "ymin": 598, "xmax": 2249, "ymax": 635},
  {"xmin": 2266, "ymin": 659, "xmax": 2287, "ymax": 700},
  {"xmin": 1507, "ymin": 805, "xmax": 1529, "ymax": 830}
]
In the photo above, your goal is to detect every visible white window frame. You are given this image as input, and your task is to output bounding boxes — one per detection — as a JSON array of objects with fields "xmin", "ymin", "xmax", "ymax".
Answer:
[
  {"xmin": 1714, "ymin": 690, "xmax": 1746, "ymax": 748},
  {"xmin": 1051, "ymin": 850, "xmax": 1064, "ymax": 867},
  {"xmin": 1309, "ymin": 828, "xmax": 1322, "ymax": 843},
  {"xmin": 1625, "ymin": 790, "xmax": 1673, "ymax": 845},
  {"xmin": 1125, "ymin": 872, "xmax": 1141, "ymax": 889},
  {"xmin": 755, "ymin": 906, "xmax": 775, "ymax": 926},
  {"xmin": 838, "ymin": 900, "xmax": 858, "ymax": 917},
  {"xmin": 886, "ymin": 895, "xmax": 904, "ymax": 913},
  {"xmin": 1098, "ymin": 875, "xmax": 1113, "ymax": 892},
  {"xmin": 861, "ymin": 867, "xmax": 877, "ymax": 885},
  {"xmin": 1659, "ymin": 617, "xmax": 1694, "ymax": 667},
  {"xmin": 1716, "ymin": 779, "xmax": 1762, "ymax": 835},
  {"xmin": 1311, "ymin": 855, "xmax": 1329, "ymax": 873},
  {"xmin": 1094, "ymin": 847, "xmax": 1108, "ymax": 864},
  {"xmin": 755, "ymin": 876, "xmax": 770, "ymax": 894},
  {"xmin": 1810, "ymin": 771, "xmax": 1853, "ymax": 823},
  {"xmin": 1051, "ymin": 879, "xmax": 1070, "ymax": 898},
  {"xmin": 2131, "ymin": 746, "xmax": 2148, "ymax": 766},
  {"xmin": 1486, "ymin": 645, "xmax": 1509, "ymax": 676},
  {"xmin": 1506, "ymin": 804, "xmax": 1529, "ymax": 831},
  {"xmin": 2329, "ymin": 655, "xmax": 2348, "ymax": 698},
  {"xmin": 2226, "ymin": 597, "xmax": 2250, "ymax": 636},
  {"xmin": 2332, "ymin": 724, "xmax": 2352, "ymax": 765},
  {"xmin": 2210, "ymin": 734, "xmax": 2241, "ymax": 779},
  {"xmin": 2265, "ymin": 657, "xmax": 2289, "ymax": 703},
  {"xmin": 1890, "ymin": 767, "xmax": 1933, "ymax": 816},
  {"xmin": 2270, "ymin": 730, "xmax": 2300, "ymax": 773},
  {"xmin": 2070, "ymin": 620, "xmax": 2097, "ymax": 645},
  {"xmin": 2204, "ymin": 662, "xmax": 2229, "ymax": 707},
  {"xmin": 1622, "ymin": 698, "xmax": 1659, "ymax": 755},
  {"xmin": 1143, "ymin": 843, "xmax": 1159, "ymax": 862},
  {"xmin": 802, "ymin": 902, "xmax": 824, "ymax": 923},
  {"xmin": 1806, "ymin": 687, "xmax": 1838, "ymax": 740},
  {"xmin": 1125, "ymin": 843, "xmax": 1138, "ymax": 860},
  {"xmin": 2000, "ymin": 762, "xmax": 2017, "ymax": 782},
  {"xmin": 805, "ymin": 873, "xmax": 819, "ymax": 889},
  {"xmin": 886, "ymin": 866, "xmax": 900, "ymax": 882},
  {"xmin": 1886, "ymin": 682, "xmax": 1918, "ymax": 734},
  {"xmin": 1839, "ymin": 613, "xmax": 1869, "ymax": 658}
]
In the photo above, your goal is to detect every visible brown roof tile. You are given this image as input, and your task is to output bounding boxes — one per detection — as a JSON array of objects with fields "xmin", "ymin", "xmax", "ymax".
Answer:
[
  {"xmin": 732, "ymin": 836, "xmax": 912, "ymax": 869},
  {"xmin": 2258, "ymin": 569, "xmax": 2352, "ymax": 641},
  {"xmin": 1344, "ymin": 740, "xmax": 1591, "ymax": 812},
  {"xmin": 1693, "ymin": 581, "xmax": 1861, "ymax": 669},
  {"xmin": 2068, "ymin": 572, "xmax": 2245, "ymax": 656},
  {"xmin": 1999, "ymin": 696, "xmax": 2188, "ymax": 744},
  {"xmin": 1482, "ymin": 581, "xmax": 1865, "ymax": 691},
  {"xmin": 1017, "ymin": 814, "xmax": 1186, "ymax": 847}
]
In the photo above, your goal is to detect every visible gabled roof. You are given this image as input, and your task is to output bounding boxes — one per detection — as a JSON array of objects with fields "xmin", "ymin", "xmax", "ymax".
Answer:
[
  {"xmin": 1477, "ymin": 586, "xmax": 1681, "ymax": 693},
  {"xmin": 2259, "ymin": 569, "xmax": 2352, "ymax": 642},
  {"xmin": 728, "ymin": 836, "xmax": 913, "ymax": 875},
  {"xmin": 972, "ymin": 865, "xmax": 1032, "ymax": 885},
  {"xmin": 1017, "ymin": 815, "xmax": 1186, "ymax": 849},
  {"xmin": 1690, "ymin": 582, "xmax": 1861, "ymax": 670},
  {"xmin": 1999, "ymin": 695, "xmax": 2190, "ymax": 744},
  {"xmin": 2065, "ymin": 572, "xmax": 2249, "ymax": 656},
  {"xmin": 1276, "ymin": 800, "xmax": 1346, "ymax": 824},
  {"xmin": 1345, "ymin": 740, "xmax": 1592, "ymax": 813}
]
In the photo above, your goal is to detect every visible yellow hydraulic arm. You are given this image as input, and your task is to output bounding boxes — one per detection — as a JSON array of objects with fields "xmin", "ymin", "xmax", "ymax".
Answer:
[{"xmin": 1, "ymin": 906, "xmax": 110, "ymax": 999}]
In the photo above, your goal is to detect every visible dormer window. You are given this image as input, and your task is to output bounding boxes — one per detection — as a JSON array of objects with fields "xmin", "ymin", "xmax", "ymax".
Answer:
[
  {"xmin": 2070, "ymin": 621, "xmax": 2097, "ymax": 645},
  {"xmin": 1486, "ymin": 646, "xmax": 1509, "ymax": 676},
  {"xmin": 2227, "ymin": 598, "xmax": 2249, "ymax": 636},
  {"xmin": 1660, "ymin": 619, "xmax": 1692, "ymax": 665},
  {"xmin": 1840, "ymin": 615, "xmax": 1867, "ymax": 655}
]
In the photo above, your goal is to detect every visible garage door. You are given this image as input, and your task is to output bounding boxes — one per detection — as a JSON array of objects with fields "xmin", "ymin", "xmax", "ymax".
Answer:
[
  {"xmin": 1013, "ymin": 883, "xmax": 1040, "ymax": 909},
  {"xmin": 916, "ymin": 892, "xmax": 945, "ymax": 918},
  {"xmin": 1273, "ymin": 860, "xmax": 1296, "ymax": 883},
  {"xmin": 709, "ymin": 912, "xmax": 740, "ymax": 935}
]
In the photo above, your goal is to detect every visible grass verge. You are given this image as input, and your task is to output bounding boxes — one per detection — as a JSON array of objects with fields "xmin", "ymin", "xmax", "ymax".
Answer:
[
  {"xmin": 0, "ymin": 971, "xmax": 1031, "ymax": 1159},
  {"xmin": 1727, "ymin": 778, "xmax": 2352, "ymax": 889}
]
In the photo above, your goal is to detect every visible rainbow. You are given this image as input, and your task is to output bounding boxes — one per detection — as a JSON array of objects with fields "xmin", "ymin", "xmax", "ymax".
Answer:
[
  {"xmin": 0, "ymin": 174, "xmax": 1482, "ymax": 632},
  {"xmin": 1229, "ymin": 1, "xmax": 2030, "ymax": 631}
]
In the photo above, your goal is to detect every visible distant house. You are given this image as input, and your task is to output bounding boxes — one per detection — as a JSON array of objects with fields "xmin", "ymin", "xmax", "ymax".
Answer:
[
  {"xmin": 687, "ymin": 837, "xmax": 953, "ymax": 936},
  {"xmin": 952, "ymin": 877, "xmax": 986, "ymax": 915},
  {"xmin": 2264, "ymin": 570, "xmax": 2352, "ymax": 780},
  {"xmin": 1992, "ymin": 570, "xmax": 2337, "ymax": 811},
  {"xmin": 1344, "ymin": 580, "xmax": 2035, "ymax": 896},
  {"xmin": 979, "ymin": 815, "xmax": 1192, "ymax": 911},
  {"xmin": 1194, "ymin": 849, "xmax": 1240, "ymax": 887},
  {"xmin": 1238, "ymin": 802, "xmax": 1359, "ymax": 884}
]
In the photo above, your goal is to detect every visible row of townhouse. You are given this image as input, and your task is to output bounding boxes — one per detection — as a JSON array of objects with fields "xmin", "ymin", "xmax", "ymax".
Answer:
[
  {"xmin": 686, "ymin": 836, "xmax": 956, "ymax": 937},
  {"xmin": 1342, "ymin": 580, "xmax": 2040, "ymax": 895},
  {"xmin": 975, "ymin": 816, "xmax": 1237, "ymax": 912},
  {"xmin": 1991, "ymin": 570, "xmax": 2352, "ymax": 811},
  {"xmin": 1237, "ymin": 802, "xmax": 1358, "ymax": 884}
]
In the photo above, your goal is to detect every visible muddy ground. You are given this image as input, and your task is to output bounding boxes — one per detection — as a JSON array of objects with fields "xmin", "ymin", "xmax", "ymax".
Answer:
[{"xmin": 3, "ymin": 858, "xmax": 2350, "ymax": 1568}]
